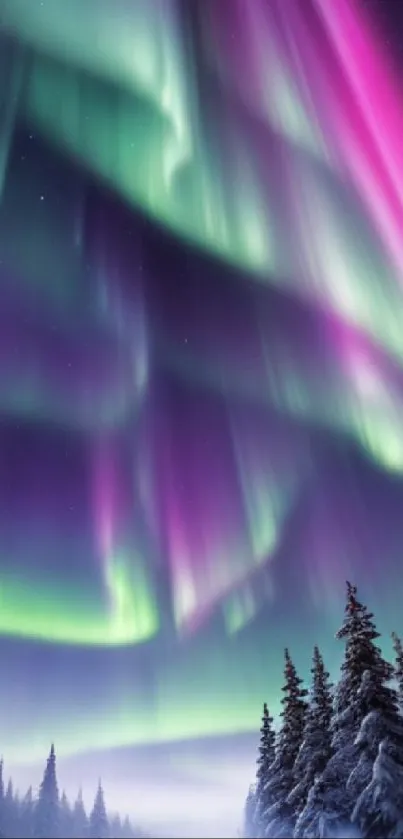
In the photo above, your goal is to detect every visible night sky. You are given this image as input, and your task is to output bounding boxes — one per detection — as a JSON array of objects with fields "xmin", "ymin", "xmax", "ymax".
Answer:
[{"xmin": 0, "ymin": 0, "xmax": 403, "ymax": 836}]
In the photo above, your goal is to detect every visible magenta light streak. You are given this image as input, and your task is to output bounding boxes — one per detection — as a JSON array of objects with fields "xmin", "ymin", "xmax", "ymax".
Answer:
[
  {"xmin": 314, "ymin": 0, "xmax": 403, "ymax": 281},
  {"xmin": 92, "ymin": 442, "xmax": 118, "ymax": 564}
]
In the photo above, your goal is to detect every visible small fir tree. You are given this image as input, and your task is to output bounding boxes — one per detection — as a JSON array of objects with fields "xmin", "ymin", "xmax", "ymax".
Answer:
[
  {"xmin": 19, "ymin": 786, "xmax": 34, "ymax": 839},
  {"xmin": 89, "ymin": 782, "xmax": 109, "ymax": 839},
  {"xmin": 121, "ymin": 816, "xmax": 135, "ymax": 839},
  {"xmin": 291, "ymin": 646, "xmax": 333, "ymax": 835},
  {"xmin": 264, "ymin": 649, "xmax": 307, "ymax": 837},
  {"xmin": 34, "ymin": 744, "xmax": 59, "ymax": 839},
  {"xmin": 72, "ymin": 788, "xmax": 88, "ymax": 839},
  {"xmin": 254, "ymin": 703, "xmax": 276, "ymax": 837},
  {"xmin": 109, "ymin": 814, "xmax": 123, "ymax": 839},
  {"xmin": 58, "ymin": 791, "xmax": 72, "ymax": 839}
]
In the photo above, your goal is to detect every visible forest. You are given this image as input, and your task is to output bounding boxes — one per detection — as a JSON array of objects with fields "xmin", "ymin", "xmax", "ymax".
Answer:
[
  {"xmin": 0, "ymin": 746, "xmax": 145, "ymax": 839},
  {"xmin": 243, "ymin": 582, "xmax": 403, "ymax": 839}
]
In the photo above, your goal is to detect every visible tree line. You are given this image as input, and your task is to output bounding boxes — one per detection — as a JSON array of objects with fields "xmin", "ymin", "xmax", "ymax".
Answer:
[
  {"xmin": 243, "ymin": 581, "xmax": 403, "ymax": 838},
  {"xmin": 0, "ymin": 744, "xmax": 146, "ymax": 839}
]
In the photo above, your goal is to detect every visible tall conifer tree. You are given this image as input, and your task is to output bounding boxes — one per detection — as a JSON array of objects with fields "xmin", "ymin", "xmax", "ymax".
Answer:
[
  {"xmin": 89, "ymin": 782, "xmax": 109, "ymax": 839},
  {"xmin": 254, "ymin": 703, "xmax": 276, "ymax": 836},
  {"xmin": 298, "ymin": 583, "xmax": 395, "ymax": 837},
  {"xmin": 264, "ymin": 649, "xmax": 307, "ymax": 837},
  {"xmin": 291, "ymin": 646, "xmax": 333, "ymax": 835},
  {"xmin": 58, "ymin": 791, "xmax": 73, "ymax": 839},
  {"xmin": 72, "ymin": 789, "xmax": 88, "ymax": 839},
  {"xmin": 34, "ymin": 744, "xmax": 59, "ymax": 839}
]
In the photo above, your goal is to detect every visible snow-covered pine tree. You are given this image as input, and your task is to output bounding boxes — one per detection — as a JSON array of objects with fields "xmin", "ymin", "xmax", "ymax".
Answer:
[
  {"xmin": 290, "ymin": 646, "xmax": 333, "ymax": 836},
  {"xmin": 351, "ymin": 665, "xmax": 403, "ymax": 838},
  {"xmin": 296, "ymin": 582, "xmax": 384, "ymax": 838},
  {"xmin": 264, "ymin": 649, "xmax": 307, "ymax": 838},
  {"xmin": 72, "ymin": 788, "xmax": 88, "ymax": 839},
  {"xmin": 34, "ymin": 744, "xmax": 59, "ymax": 839},
  {"xmin": 340, "ymin": 592, "xmax": 403, "ymax": 820},
  {"xmin": 254, "ymin": 703, "xmax": 276, "ymax": 837},
  {"xmin": 121, "ymin": 815, "xmax": 136, "ymax": 838},
  {"xmin": 243, "ymin": 785, "xmax": 258, "ymax": 839},
  {"xmin": 353, "ymin": 733, "xmax": 403, "ymax": 839},
  {"xmin": 346, "ymin": 635, "xmax": 396, "ymax": 806},
  {"xmin": 392, "ymin": 632, "xmax": 403, "ymax": 713},
  {"xmin": 89, "ymin": 781, "xmax": 109, "ymax": 839}
]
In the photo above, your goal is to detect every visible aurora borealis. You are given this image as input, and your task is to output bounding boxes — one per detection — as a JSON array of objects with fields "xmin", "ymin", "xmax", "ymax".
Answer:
[{"xmin": 1, "ymin": 0, "xmax": 403, "ymax": 833}]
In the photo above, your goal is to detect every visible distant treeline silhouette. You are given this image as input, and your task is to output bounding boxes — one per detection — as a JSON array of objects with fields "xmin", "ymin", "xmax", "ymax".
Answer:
[
  {"xmin": 243, "ymin": 582, "xmax": 403, "ymax": 839},
  {"xmin": 0, "ymin": 744, "xmax": 146, "ymax": 838}
]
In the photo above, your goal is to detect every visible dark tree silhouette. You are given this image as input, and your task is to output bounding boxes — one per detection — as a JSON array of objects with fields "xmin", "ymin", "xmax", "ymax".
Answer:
[
  {"xmin": 264, "ymin": 649, "xmax": 308, "ymax": 837},
  {"xmin": 254, "ymin": 703, "xmax": 276, "ymax": 837},
  {"xmin": 34, "ymin": 744, "xmax": 59, "ymax": 839},
  {"xmin": 0, "ymin": 749, "xmax": 139, "ymax": 838},
  {"xmin": 291, "ymin": 646, "xmax": 333, "ymax": 835},
  {"xmin": 89, "ymin": 782, "xmax": 109, "ymax": 839},
  {"xmin": 4, "ymin": 778, "xmax": 17, "ymax": 839}
]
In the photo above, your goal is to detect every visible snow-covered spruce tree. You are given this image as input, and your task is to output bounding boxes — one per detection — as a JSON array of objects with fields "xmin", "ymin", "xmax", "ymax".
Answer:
[
  {"xmin": 243, "ymin": 784, "xmax": 258, "ymax": 839},
  {"xmin": 264, "ymin": 649, "xmax": 307, "ymax": 838},
  {"xmin": 352, "ymin": 735, "xmax": 403, "ymax": 839},
  {"xmin": 296, "ymin": 582, "xmax": 387, "ymax": 838},
  {"xmin": 89, "ymin": 781, "xmax": 109, "ymax": 839},
  {"xmin": 351, "ymin": 668, "xmax": 403, "ymax": 837},
  {"xmin": 346, "ymin": 652, "xmax": 395, "ymax": 806},
  {"xmin": 72, "ymin": 788, "xmax": 89, "ymax": 839},
  {"xmin": 34, "ymin": 744, "xmax": 59, "ymax": 839},
  {"xmin": 392, "ymin": 632, "xmax": 403, "ymax": 713},
  {"xmin": 344, "ymin": 596, "xmax": 402, "ymax": 820},
  {"xmin": 290, "ymin": 647, "xmax": 333, "ymax": 836},
  {"xmin": 254, "ymin": 703, "xmax": 276, "ymax": 836}
]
